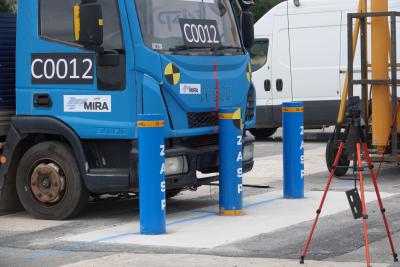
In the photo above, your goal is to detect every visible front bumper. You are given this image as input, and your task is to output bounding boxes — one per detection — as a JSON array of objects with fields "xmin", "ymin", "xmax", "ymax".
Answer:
[
  {"xmin": 163, "ymin": 133, "xmax": 254, "ymax": 190},
  {"xmin": 85, "ymin": 133, "xmax": 255, "ymax": 193}
]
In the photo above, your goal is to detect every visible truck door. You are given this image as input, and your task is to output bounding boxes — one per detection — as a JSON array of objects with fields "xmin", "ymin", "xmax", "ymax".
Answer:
[
  {"xmin": 250, "ymin": 37, "xmax": 273, "ymax": 127},
  {"xmin": 271, "ymin": 11, "xmax": 292, "ymax": 125},
  {"xmin": 29, "ymin": 0, "xmax": 133, "ymax": 139}
]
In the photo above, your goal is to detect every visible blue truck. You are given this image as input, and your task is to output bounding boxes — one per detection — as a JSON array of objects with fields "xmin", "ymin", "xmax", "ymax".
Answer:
[{"xmin": 0, "ymin": 0, "xmax": 256, "ymax": 220}]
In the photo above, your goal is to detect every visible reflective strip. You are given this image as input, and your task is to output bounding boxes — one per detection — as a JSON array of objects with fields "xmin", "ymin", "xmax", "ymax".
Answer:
[
  {"xmin": 219, "ymin": 113, "xmax": 235, "ymax": 119},
  {"xmin": 0, "ymin": 156, "xmax": 7, "ymax": 164},
  {"xmin": 247, "ymin": 63, "xmax": 252, "ymax": 81},
  {"xmin": 282, "ymin": 107, "xmax": 304, "ymax": 113},
  {"xmin": 137, "ymin": 120, "xmax": 165, "ymax": 128},
  {"xmin": 219, "ymin": 210, "xmax": 244, "ymax": 216},
  {"xmin": 219, "ymin": 108, "xmax": 241, "ymax": 120},
  {"xmin": 73, "ymin": 5, "xmax": 80, "ymax": 41}
]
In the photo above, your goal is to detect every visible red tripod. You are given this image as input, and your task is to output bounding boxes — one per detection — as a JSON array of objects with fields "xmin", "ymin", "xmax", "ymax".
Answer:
[{"xmin": 300, "ymin": 99, "xmax": 398, "ymax": 267}]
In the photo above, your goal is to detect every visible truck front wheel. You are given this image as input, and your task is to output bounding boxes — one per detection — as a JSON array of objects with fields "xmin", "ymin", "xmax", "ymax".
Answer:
[
  {"xmin": 16, "ymin": 141, "xmax": 88, "ymax": 220},
  {"xmin": 250, "ymin": 128, "xmax": 278, "ymax": 138}
]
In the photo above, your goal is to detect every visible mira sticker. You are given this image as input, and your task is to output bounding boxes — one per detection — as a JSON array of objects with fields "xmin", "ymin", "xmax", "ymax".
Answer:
[
  {"xmin": 180, "ymin": 84, "xmax": 201, "ymax": 95},
  {"xmin": 64, "ymin": 95, "xmax": 111, "ymax": 113}
]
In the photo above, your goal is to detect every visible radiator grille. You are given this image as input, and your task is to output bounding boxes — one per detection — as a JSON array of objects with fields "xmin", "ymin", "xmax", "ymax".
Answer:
[
  {"xmin": 188, "ymin": 111, "xmax": 218, "ymax": 128},
  {"xmin": 246, "ymin": 87, "xmax": 256, "ymax": 122},
  {"xmin": 0, "ymin": 13, "xmax": 16, "ymax": 111}
]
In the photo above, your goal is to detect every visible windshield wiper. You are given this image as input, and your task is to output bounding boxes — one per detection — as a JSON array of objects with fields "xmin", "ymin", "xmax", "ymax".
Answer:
[
  {"xmin": 212, "ymin": 45, "xmax": 243, "ymax": 52},
  {"xmin": 168, "ymin": 45, "xmax": 243, "ymax": 54},
  {"xmin": 169, "ymin": 45, "xmax": 205, "ymax": 53}
]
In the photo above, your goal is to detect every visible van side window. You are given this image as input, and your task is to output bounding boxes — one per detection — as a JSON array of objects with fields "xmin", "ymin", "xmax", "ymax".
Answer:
[
  {"xmin": 39, "ymin": 0, "xmax": 126, "ymax": 90},
  {"xmin": 250, "ymin": 39, "xmax": 269, "ymax": 72},
  {"xmin": 39, "ymin": 0, "xmax": 123, "ymax": 51}
]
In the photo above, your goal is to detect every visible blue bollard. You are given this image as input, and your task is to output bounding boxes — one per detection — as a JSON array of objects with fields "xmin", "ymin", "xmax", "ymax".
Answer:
[
  {"xmin": 218, "ymin": 107, "xmax": 244, "ymax": 216},
  {"xmin": 137, "ymin": 114, "xmax": 166, "ymax": 235},
  {"xmin": 282, "ymin": 102, "xmax": 305, "ymax": 199}
]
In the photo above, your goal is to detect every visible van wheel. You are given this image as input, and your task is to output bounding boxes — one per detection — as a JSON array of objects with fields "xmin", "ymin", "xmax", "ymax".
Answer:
[
  {"xmin": 325, "ymin": 137, "xmax": 349, "ymax": 177},
  {"xmin": 16, "ymin": 141, "xmax": 88, "ymax": 220},
  {"xmin": 250, "ymin": 128, "xmax": 278, "ymax": 138}
]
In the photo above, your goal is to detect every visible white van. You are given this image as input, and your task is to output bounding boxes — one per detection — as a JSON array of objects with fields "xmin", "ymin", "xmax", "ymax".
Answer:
[{"xmin": 250, "ymin": 0, "xmax": 400, "ymax": 138}]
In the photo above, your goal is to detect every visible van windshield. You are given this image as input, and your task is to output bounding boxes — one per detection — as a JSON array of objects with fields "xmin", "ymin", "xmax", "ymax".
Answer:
[{"xmin": 134, "ymin": 0, "xmax": 243, "ymax": 55}]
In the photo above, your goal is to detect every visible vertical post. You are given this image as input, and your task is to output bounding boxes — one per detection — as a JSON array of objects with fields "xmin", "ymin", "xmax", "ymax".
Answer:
[
  {"xmin": 371, "ymin": 0, "xmax": 391, "ymax": 152},
  {"xmin": 390, "ymin": 13, "xmax": 397, "ymax": 161},
  {"xmin": 283, "ymin": 102, "xmax": 304, "ymax": 199},
  {"xmin": 137, "ymin": 114, "xmax": 166, "ymax": 235},
  {"xmin": 218, "ymin": 107, "xmax": 243, "ymax": 216},
  {"xmin": 360, "ymin": 16, "xmax": 369, "ymax": 126},
  {"xmin": 348, "ymin": 14, "xmax": 354, "ymax": 98}
]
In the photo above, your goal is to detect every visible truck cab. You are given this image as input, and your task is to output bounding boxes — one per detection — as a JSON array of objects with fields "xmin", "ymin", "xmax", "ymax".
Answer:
[{"xmin": 0, "ymin": 0, "xmax": 256, "ymax": 219}]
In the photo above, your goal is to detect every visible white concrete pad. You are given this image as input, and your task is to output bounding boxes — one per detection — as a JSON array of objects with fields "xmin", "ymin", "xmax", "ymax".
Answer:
[
  {"xmin": 61, "ymin": 190, "xmax": 394, "ymax": 249},
  {"xmin": 61, "ymin": 253, "xmax": 390, "ymax": 267},
  {"xmin": 245, "ymin": 147, "xmax": 327, "ymax": 186}
]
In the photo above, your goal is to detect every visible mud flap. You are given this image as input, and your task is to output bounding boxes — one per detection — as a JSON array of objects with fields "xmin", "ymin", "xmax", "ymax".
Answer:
[{"xmin": 0, "ymin": 180, "xmax": 22, "ymax": 215}]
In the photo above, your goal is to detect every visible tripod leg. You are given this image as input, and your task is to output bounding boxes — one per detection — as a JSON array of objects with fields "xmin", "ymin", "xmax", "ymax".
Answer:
[
  {"xmin": 362, "ymin": 143, "xmax": 398, "ymax": 262},
  {"xmin": 356, "ymin": 143, "xmax": 372, "ymax": 267},
  {"xmin": 300, "ymin": 142, "xmax": 345, "ymax": 264}
]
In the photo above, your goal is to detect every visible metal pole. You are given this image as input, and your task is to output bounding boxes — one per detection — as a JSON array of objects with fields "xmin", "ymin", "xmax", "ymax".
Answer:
[
  {"xmin": 371, "ymin": 0, "xmax": 391, "ymax": 153},
  {"xmin": 138, "ymin": 114, "xmax": 166, "ymax": 235},
  {"xmin": 390, "ymin": 13, "xmax": 398, "ymax": 161},
  {"xmin": 218, "ymin": 107, "xmax": 244, "ymax": 216},
  {"xmin": 360, "ymin": 17, "xmax": 369, "ymax": 127},
  {"xmin": 337, "ymin": 0, "xmax": 367, "ymax": 124},
  {"xmin": 283, "ymin": 102, "xmax": 304, "ymax": 199},
  {"xmin": 348, "ymin": 14, "xmax": 354, "ymax": 98}
]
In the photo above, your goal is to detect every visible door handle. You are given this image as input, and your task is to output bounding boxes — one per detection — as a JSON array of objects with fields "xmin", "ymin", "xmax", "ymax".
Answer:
[
  {"xmin": 33, "ymin": 94, "xmax": 52, "ymax": 108},
  {"xmin": 276, "ymin": 79, "xmax": 283, "ymax": 91},
  {"xmin": 264, "ymin": 79, "xmax": 271, "ymax": 91}
]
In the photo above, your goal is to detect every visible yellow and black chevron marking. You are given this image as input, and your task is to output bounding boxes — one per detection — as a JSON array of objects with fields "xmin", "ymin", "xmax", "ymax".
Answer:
[
  {"xmin": 219, "ymin": 108, "xmax": 243, "ymax": 129},
  {"xmin": 246, "ymin": 63, "xmax": 252, "ymax": 81},
  {"xmin": 164, "ymin": 63, "xmax": 181, "ymax": 85}
]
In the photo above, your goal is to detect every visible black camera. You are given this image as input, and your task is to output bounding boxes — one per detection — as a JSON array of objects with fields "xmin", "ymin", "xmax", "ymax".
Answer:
[{"xmin": 346, "ymin": 96, "xmax": 361, "ymax": 121}]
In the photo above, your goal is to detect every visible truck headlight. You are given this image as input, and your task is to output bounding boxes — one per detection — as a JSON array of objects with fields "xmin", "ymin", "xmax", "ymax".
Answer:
[
  {"xmin": 165, "ymin": 155, "xmax": 189, "ymax": 176},
  {"xmin": 243, "ymin": 144, "xmax": 254, "ymax": 162}
]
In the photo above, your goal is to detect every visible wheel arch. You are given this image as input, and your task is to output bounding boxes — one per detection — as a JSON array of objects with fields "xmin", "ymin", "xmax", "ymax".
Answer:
[{"xmin": 0, "ymin": 116, "xmax": 87, "ymax": 193}]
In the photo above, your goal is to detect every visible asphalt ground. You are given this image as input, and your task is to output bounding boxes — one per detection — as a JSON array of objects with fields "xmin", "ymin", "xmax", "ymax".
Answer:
[{"xmin": 1, "ymin": 129, "xmax": 400, "ymax": 267}]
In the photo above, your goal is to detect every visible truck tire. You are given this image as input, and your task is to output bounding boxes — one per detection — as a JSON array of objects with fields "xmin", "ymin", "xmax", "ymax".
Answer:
[
  {"xmin": 16, "ymin": 141, "xmax": 88, "ymax": 220},
  {"xmin": 166, "ymin": 189, "xmax": 182, "ymax": 199},
  {"xmin": 325, "ymin": 137, "xmax": 350, "ymax": 177},
  {"xmin": 250, "ymin": 128, "xmax": 278, "ymax": 138}
]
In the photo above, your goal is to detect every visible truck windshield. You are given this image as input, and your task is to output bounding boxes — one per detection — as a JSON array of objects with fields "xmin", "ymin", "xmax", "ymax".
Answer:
[{"xmin": 135, "ymin": 0, "xmax": 243, "ymax": 55}]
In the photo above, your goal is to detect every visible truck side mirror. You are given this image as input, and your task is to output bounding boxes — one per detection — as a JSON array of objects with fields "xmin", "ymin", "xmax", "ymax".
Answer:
[
  {"xmin": 74, "ymin": 0, "xmax": 104, "ymax": 49},
  {"xmin": 241, "ymin": 10, "xmax": 255, "ymax": 49}
]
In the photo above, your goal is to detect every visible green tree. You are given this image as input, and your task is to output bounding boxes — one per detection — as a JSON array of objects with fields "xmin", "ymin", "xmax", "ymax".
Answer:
[
  {"xmin": 251, "ymin": 0, "xmax": 284, "ymax": 21},
  {"xmin": 0, "ymin": 0, "xmax": 16, "ymax": 13}
]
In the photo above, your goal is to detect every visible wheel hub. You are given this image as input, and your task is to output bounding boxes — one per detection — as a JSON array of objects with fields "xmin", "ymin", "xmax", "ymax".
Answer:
[{"xmin": 30, "ymin": 163, "xmax": 65, "ymax": 204}]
